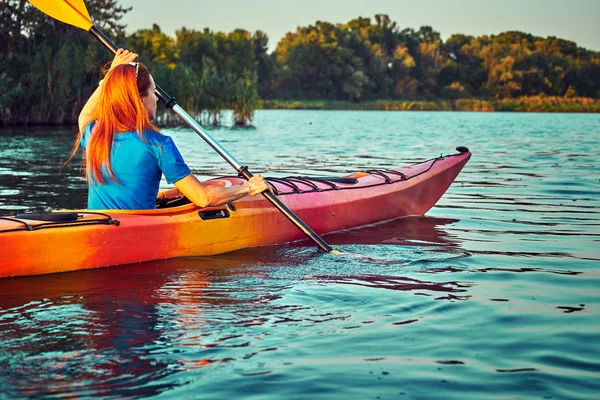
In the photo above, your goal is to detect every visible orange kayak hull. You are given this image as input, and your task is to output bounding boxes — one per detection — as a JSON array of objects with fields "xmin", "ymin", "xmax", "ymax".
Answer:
[{"xmin": 0, "ymin": 151, "xmax": 470, "ymax": 278}]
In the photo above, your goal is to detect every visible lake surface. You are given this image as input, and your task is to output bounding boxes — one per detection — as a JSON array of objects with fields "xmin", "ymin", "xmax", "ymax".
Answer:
[{"xmin": 0, "ymin": 110, "xmax": 599, "ymax": 399}]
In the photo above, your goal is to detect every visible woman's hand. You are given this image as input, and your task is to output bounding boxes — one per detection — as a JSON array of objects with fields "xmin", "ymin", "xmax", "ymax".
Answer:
[
  {"xmin": 110, "ymin": 48, "xmax": 138, "ymax": 70},
  {"xmin": 174, "ymin": 174, "xmax": 273, "ymax": 208},
  {"xmin": 246, "ymin": 175, "xmax": 272, "ymax": 196}
]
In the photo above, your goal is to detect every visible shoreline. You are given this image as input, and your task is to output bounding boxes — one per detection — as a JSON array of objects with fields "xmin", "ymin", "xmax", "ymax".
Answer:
[
  {"xmin": 2, "ymin": 96, "xmax": 599, "ymax": 129},
  {"xmin": 260, "ymin": 96, "xmax": 600, "ymax": 113}
]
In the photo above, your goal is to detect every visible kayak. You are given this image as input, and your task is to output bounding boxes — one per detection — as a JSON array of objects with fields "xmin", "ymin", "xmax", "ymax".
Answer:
[{"xmin": 0, "ymin": 148, "xmax": 471, "ymax": 278}]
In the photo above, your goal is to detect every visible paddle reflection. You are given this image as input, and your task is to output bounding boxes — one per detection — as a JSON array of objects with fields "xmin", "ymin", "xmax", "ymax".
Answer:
[{"xmin": 326, "ymin": 216, "xmax": 461, "ymax": 247}]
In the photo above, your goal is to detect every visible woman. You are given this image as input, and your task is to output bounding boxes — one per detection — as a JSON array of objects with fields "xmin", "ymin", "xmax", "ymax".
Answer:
[{"xmin": 71, "ymin": 49, "xmax": 270, "ymax": 210}]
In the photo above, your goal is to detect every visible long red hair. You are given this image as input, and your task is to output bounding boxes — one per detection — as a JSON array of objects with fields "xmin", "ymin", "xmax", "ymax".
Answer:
[{"xmin": 69, "ymin": 63, "xmax": 158, "ymax": 184}]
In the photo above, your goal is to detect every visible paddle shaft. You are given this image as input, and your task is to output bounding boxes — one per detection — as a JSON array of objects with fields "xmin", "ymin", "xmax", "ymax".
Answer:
[{"xmin": 89, "ymin": 26, "xmax": 334, "ymax": 253}]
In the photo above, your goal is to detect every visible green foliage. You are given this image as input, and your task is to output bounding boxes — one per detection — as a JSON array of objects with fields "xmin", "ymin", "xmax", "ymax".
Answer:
[
  {"xmin": 0, "ymin": 3, "xmax": 268, "ymax": 126},
  {"xmin": 231, "ymin": 73, "xmax": 259, "ymax": 126},
  {"xmin": 271, "ymin": 17, "xmax": 600, "ymax": 104},
  {"xmin": 2, "ymin": 9, "xmax": 600, "ymax": 127},
  {"xmin": 0, "ymin": 0, "xmax": 128, "ymax": 126},
  {"xmin": 132, "ymin": 26, "xmax": 268, "ymax": 126}
]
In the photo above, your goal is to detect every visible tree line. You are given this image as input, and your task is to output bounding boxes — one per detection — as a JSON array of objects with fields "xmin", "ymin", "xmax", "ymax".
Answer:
[{"xmin": 2, "ymin": 1, "xmax": 599, "ymax": 128}]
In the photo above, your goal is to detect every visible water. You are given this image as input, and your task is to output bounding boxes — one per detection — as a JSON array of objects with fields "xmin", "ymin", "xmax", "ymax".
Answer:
[{"xmin": 1, "ymin": 111, "xmax": 599, "ymax": 399}]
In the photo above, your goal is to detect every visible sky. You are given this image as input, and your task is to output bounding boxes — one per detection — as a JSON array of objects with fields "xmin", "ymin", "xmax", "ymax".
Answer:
[{"xmin": 116, "ymin": 0, "xmax": 600, "ymax": 52}]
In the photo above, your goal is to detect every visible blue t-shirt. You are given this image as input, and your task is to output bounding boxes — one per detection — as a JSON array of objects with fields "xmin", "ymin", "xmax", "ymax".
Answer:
[{"xmin": 81, "ymin": 122, "xmax": 191, "ymax": 210}]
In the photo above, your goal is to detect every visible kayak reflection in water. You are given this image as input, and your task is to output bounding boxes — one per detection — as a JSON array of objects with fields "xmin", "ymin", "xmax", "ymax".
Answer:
[{"xmin": 66, "ymin": 48, "xmax": 270, "ymax": 210}]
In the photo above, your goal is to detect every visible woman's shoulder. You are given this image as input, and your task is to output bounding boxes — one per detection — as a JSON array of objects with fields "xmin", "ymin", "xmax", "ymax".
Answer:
[{"xmin": 143, "ymin": 129, "xmax": 171, "ymax": 144}]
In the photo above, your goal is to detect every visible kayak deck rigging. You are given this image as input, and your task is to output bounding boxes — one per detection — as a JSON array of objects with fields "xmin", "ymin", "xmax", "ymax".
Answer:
[
  {"xmin": 210, "ymin": 155, "xmax": 446, "ymax": 196},
  {"xmin": 0, "ymin": 152, "xmax": 463, "ymax": 232},
  {"xmin": 0, "ymin": 148, "xmax": 472, "ymax": 279},
  {"xmin": 0, "ymin": 212, "xmax": 120, "ymax": 233}
]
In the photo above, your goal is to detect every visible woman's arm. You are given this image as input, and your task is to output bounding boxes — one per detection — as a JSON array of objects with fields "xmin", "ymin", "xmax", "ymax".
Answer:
[
  {"xmin": 78, "ymin": 49, "xmax": 138, "ymax": 131},
  {"xmin": 174, "ymin": 174, "xmax": 271, "ymax": 208},
  {"xmin": 78, "ymin": 86, "xmax": 102, "ymax": 132}
]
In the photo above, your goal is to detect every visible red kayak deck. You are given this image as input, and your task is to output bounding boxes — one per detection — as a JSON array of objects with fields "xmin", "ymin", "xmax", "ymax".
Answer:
[{"xmin": 0, "ymin": 150, "xmax": 471, "ymax": 278}]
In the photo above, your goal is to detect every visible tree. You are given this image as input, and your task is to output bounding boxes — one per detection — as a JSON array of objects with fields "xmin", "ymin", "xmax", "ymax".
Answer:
[{"xmin": 0, "ymin": 0, "xmax": 130, "ymax": 125}]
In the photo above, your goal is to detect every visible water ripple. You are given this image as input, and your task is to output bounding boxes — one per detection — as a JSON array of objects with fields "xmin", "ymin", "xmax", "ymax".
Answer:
[{"xmin": 1, "ymin": 111, "xmax": 599, "ymax": 399}]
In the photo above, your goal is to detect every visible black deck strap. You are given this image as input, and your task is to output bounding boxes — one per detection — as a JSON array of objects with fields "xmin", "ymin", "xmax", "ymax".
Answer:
[
  {"xmin": 301, "ymin": 176, "xmax": 359, "ymax": 185},
  {"xmin": 266, "ymin": 174, "xmax": 363, "ymax": 195},
  {"xmin": 76, "ymin": 211, "xmax": 120, "ymax": 227},
  {"xmin": 297, "ymin": 177, "xmax": 338, "ymax": 190},
  {"xmin": 265, "ymin": 177, "xmax": 300, "ymax": 194},
  {"xmin": 406, "ymin": 157, "xmax": 441, "ymax": 180},
  {"xmin": 364, "ymin": 169, "xmax": 409, "ymax": 184},
  {"xmin": 0, "ymin": 216, "xmax": 33, "ymax": 231},
  {"xmin": 364, "ymin": 170, "xmax": 392, "ymax": 183},
  {"xmin": 379, "ymin": 170, "xmax": 408, "ymax": 181},
  {"xmin": 15, "ymin": 212, "xmax": 79, "ymax": 222},
  {"xmin": 201, "ymin": 158, "xmax": 447, "ymax": 197},
  {"xmin": 284, "ymin": 177, "xmax": 321, "ymax": 192},
  {"xmin": 0, "ymin": 211, "xmax": 119, "ymax": 233}
]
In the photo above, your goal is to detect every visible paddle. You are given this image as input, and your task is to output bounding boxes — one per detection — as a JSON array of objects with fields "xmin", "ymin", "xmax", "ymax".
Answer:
[{"xmin": 27, "ymin": 0, "xmax": 338, "ymax": 254}]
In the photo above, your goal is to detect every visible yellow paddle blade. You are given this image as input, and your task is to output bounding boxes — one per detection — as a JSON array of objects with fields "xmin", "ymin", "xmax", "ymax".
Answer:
[{"xmin": 28, "ymin": 0, "xmax": 93, "ymax": 31}]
